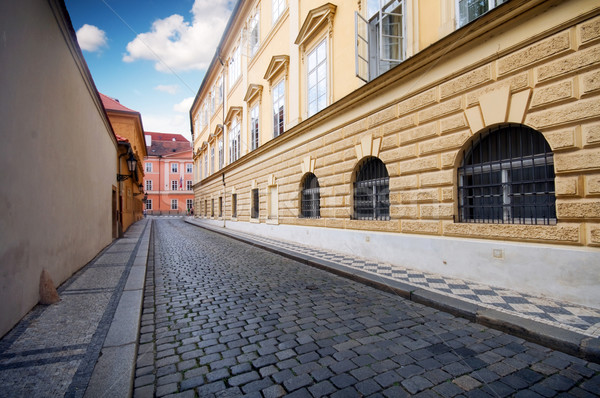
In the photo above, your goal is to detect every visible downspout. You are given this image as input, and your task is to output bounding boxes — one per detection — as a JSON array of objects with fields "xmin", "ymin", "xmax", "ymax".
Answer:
[{"xmin": 218, "ymin": 49, "xmax": 227, "ymax": 228}]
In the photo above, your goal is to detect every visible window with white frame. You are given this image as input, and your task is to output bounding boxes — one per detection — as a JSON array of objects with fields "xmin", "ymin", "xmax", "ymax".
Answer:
[
  {"xmin": 171, "ymin": 163, "xmax": 178, "ymax": 173},
  {"xmin": 272, "ymin": 80, "xmax": 285, "ymax": 138},
  {"xmin": 204, "ymin": 154, "xmax": 208, "ymax": 177},
  {"xmin": 145, "ymin": 199, "xmax": 152, "ymax": 210},
  {"xmin": 171, "ymin": 199, "xmax": 178, "ymax": 210},
  {"xmin": 217, "ymin": 77, "xmax": 223, "ymax": 105},
  {"xmin": 145, "ymin": 180, "xmax": 153, "ymax": 191},
  {"xmin": 203, "ymin": 102, "xmax": 208, "ymax": 127},
  {"xmin": 210, "ymin": 147, "xmax": 215, "ymax": 174},
  {"xmin": 186, "ymin": 163, "xmax": 193, "ymax": 173},
  {"xmin": 250, "ymin": 104, "xmax": 260, "ymax": 150},
  {"xmin": 457, "ymin": 0, "xmax": 507, "ymax": 28},
  {"xmin": 171, "ymin": 180, "xmax": 178, "ymax": 191},
  {"xmin": 229, "ymin": 46, "xmax": 241, "ymax": 88},
  {"xmin": 229, "ymin": 118, "xmax": 241, "ymax": 163},
  {"xmin": 210, "ymin": 90, "xmax": 215, "ymax": 114},
  {"xmin": 307, "ymin": 39, "xmax": 328, "ymax": 117},
  {"xmin": 145, "ymin": 162, "xmax": 152, "ymax": 172},
  {"xmin": 218, "ymin": 137, "xmax": 224, "ymax": 170},
  {"xmin": 355, "ymin": 0, "xmax": 405, "ymax": 82},
  {"xmin": 187, "ymin": 199, "xmax": 193, "ymax": 210},
  {"xmin": 249, "ymin": 11, "xmax": 260, "ymax": 57},
  {"xmin": 186, "ymin": 180, "xmax": 192, "ymax": 191},
  {"xmin": 272, "ymin": 0, "xmax": 285, "ymax": 24}
]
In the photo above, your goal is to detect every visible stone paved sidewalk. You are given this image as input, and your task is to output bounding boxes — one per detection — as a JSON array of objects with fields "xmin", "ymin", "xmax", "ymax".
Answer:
[
  {"xmin": 135, "ymin": 218, "xmax": 600, "ymax": 398},
  {"xmin": 0, "ymin": 218, "xmax": 150, "ymax": 398},
  {"xmin": 185, "ymin": 218, "xmax": 600, "ymax": 358}
]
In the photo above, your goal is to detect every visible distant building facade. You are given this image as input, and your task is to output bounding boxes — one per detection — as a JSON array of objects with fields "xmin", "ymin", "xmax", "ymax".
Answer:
[
  {"xmin": 0, "ymin": 0, "xmax": 119, "ymax": 337},
  {"xmin": 101, "ymin": 93, "xmax": 147, "ymax": 234},
  {"xmin": 144, "ymin": 132, "xmax": 194, "ymax": 215},
  {"xmin": 190, "ymin": 0, "xmax": 600, "ymax": 308}
]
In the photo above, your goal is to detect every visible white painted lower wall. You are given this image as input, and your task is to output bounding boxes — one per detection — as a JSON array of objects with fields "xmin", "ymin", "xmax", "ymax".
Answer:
[{"xmin": 199, "ymin": 218, "xmax": 600, "ymax": 310}]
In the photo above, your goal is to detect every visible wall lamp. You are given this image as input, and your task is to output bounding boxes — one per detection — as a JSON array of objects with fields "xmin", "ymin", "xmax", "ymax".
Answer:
[{"xmin": 117, "ymin": 152, "xmax": 137, "ymax": 181}]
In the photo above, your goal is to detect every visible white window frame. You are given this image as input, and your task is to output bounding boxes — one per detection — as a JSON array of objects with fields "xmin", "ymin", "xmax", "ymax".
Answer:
[
  {"xmin": 229, "ymin": 46, "xmax": 241, "ymax": 88},
  {"xmin": 145, "ymin": 162, "xmax": 152, "ymax": 172},
  {"xmin": 272, "ymin": 0, "xmax": 285, "ymax": 24},
  {"xmin": 145, "ymin": 180, "xmax": 153, "ymax": 191},
  {"xmin": 218, "ymin": 137, "xmax": 224, "ymax": 170},
  {"xmin": 171, "ymin": 180, "xmax": 178, "ymax": 191},
  {"xmin": 186, "ymin": 163, "xmax": 193, "ymax": 173},
  {"xmin": 272, "ymin": 79, "xmax": 285, "ymax": 138},
  {"xmin": 229, "ymin": 118, "xmax": 241, "ymax": 163},
  {"xmin": 249, "ymin": 11, "xmax": 260, "ymax": 57},
  {"xmin": 186, "ymin": 180, "xmax": 193, "ymax": 191},
  {"xmin": 456, "ymin": 0, "xmax": 506, "ymax": 28},
  {"xmin": 171, "ymin": 199, "xmax": 178, "ymax": 210},
  {"xmin": 145, "ymin": 199, "xmax": 152, "ymax": 210},
  {"xmin": 210, "ymin": 146, "xmax": 215, "ymax": 174},
  {"xmin": 307, "ymin": 39, "xmax": 328, "ymax": 117},
  {"xmin": 187, "ymin": 199, "xmax": 193, "ymax": 210},
  {"xmin": 250, "ymin": 104, "xmax": 260, "ymax": 150},
  {"xmin": 171, "ymin": 163, "xmax": 178, "ymax": 173},
  {"xmin": 204, "ymin": 154, "xmax": 208, "ymax": 177}
]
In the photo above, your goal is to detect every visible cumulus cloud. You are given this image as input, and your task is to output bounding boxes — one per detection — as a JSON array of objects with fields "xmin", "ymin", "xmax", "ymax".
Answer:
[
  {"xmin": 123, "ymin": 0, "xmax": 232, "ymax": 72},
  {"xmin": 155, "ymin": 84, "xmax": 179, "ymax": 94},
  {"xmin": 173, "ymin": 97, "xmax": 194, "ymax": 113},
  {"xmin": 76, "ymin": 24, "xmax": 108, "ymax": 52}
]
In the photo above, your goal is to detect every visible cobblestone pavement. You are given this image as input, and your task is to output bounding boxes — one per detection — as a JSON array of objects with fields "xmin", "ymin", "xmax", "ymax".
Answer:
[
  {"xmin": 0, "ymin": 219, "xmax": 149, "ymax": 398},
  {"xmin": 136, "ymin": 218, "xmax": 600, "ymax": 397}
]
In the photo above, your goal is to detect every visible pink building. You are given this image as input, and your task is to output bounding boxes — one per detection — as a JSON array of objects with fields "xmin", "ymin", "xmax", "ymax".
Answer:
[{"xmin": 144, "ymin": 132, "xmax": 194, "ymax": 215}]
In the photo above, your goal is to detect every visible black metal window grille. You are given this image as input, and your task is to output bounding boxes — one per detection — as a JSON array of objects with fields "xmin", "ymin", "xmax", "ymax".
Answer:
[
  {"xmin": 458, "ymin": 124, "xmax": 556, "ymax": 224},
  {"xmin": 204, "ymin": 200, "xmax": 207, "ymax": 216},
  {"xmin": 353, "ymin": 157, "xmax": 390, "ymax": 220},
  {"xmin": 301, "ymin": 173, "xmax": 320, "ymax": 218},
  {"xmin": 218, "ymin": 197, "xmax": 223, "ymax": 217},
  {"xmin": 211, "ymin": 199, "xmax": 215, "ymax": 217},
  {"xmin": 232, "ymin": 194, "xmax": 237, "ymax": 218},
  {"xmin": 251, "ymin": 188, "xmax": 259, "ymax": 219}
]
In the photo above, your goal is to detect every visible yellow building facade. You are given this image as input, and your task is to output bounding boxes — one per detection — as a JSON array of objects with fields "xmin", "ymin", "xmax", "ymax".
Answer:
[{"xmin": 191, "ymin": 0, "xmax": 600, "ymax": 308}]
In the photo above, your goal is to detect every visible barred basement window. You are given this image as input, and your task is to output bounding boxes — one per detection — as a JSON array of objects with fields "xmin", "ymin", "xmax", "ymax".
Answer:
[
  {"xmin": 251, "ymin": 188, "xmax": 259, "ymax": 219},
  {"xmin": 353, "ymin": 157, "xmax": 389, "ymax": 220},
  {"xmin": 458, "ymin": 124, "xmax": 556, "ymax": 224},
  {"xmin": 301, "ymin": 173, "xmax": 320, "ymax": 218}
]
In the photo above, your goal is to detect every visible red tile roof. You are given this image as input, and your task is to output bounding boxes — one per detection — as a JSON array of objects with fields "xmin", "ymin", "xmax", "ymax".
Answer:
[
  {"xmin": 99, "ymin": 93, "xmax": 139, "ymax": 113},
  {"xmin": 145, "ymin": 132, "xmax": 189, "ymax": 142}
]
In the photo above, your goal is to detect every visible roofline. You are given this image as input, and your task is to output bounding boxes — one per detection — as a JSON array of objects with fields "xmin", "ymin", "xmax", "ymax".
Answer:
[
  {"xmin": 49, "ymin": 0, "xmax": 118, "ymax": 149},
  {"xmin": 189, "ymin": 0, "xmax": 244, "ymax": 139}
]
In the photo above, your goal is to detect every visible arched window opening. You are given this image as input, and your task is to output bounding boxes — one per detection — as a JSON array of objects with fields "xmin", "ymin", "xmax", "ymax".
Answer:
[
  {"xmin": 458, "ymin": 124, "xmax": 556, "ymax": 224},
  {"xmin": 301, "ymin": 173, "xmax": 320, "ymax": 218},
  {"xmin": 354, "ymin": 157, "xmax": 389, "ymax": 220}
]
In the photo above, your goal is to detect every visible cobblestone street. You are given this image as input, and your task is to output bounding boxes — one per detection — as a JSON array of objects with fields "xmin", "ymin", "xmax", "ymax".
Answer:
[{"xmin": 134, "ymin": 219, "xmax": 600, "ymax": 397}]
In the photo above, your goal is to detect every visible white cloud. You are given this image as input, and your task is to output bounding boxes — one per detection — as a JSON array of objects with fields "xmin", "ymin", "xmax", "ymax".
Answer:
[
  {"xmin": 155, "ymin": 84, "xmax": 179, "ymax": 95},
  {"xmin": 76, "ymin": 24, "xmax": 108, "ymax": 52},
  {"xmin": 142, "ymin": 113, "xmax": 192, "ymax": 141},
  {"xmin": 173, "ymin": 97, "xmax": 194, "ymax": 113},
  {"xmin": 123, "ymin": 0, "xmax": 232, "ymax": 72}
]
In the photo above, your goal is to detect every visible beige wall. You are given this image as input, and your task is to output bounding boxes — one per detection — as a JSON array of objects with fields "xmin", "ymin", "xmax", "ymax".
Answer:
[
  {"xmin": 193, "ymin": 1, "xmax": 600, "ymax": 306},
  {"xmin": 0, "ymin": 0, "xmax": 118, "ymax": 337}
]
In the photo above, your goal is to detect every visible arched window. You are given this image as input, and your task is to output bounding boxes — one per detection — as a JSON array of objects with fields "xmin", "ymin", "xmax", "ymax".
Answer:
[
  {"xmin": 301, "ymin": 173, "xmax": 320, "ymax": 218},
  {"xmin": 354, "ymin": 157, "xmax": 389, "ymax": 220},
  {"xmin": 458, "ymin": 124, "xmax": 556, "ymax": 224}
]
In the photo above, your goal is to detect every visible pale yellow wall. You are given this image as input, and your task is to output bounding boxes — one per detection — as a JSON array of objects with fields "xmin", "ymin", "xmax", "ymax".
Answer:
[
  {"xmin": 194, "ymin": 1, "xmax": 600, "ymax": 247},
  {"xmin": 0, "ymin": 0, "xmax": 118, "ymax": 337}
]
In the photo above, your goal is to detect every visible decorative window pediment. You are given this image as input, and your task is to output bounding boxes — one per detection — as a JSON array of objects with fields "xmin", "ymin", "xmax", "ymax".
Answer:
[
  {"xmin": 295, "ymin": 3, "xmax": 336, "ymax": 46},
  {"xmin": 244, "ymin": 84, "xmax": 264, "ymax": 103},
  {"xmin": 263, "ymin": 55, "xmax": 289, "ymax": 82},
  {"xmin": 224, "ymin": 106, "xmax": 243, "ymax": 125},
  {"xmin": 213, "ymin": 124, "xmax": 224, "ymax": 136}
]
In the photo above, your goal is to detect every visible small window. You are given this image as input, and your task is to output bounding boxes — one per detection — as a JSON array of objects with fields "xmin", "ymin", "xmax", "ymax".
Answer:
[
  {"xmin": 273, "ymin": 80, "xmax": 285, "ymax": 138},
  {"xmin": 251, "ymin": 188, "xmax": 259, "ymax": 219},
  {"xmin": 186, "ymin": 180, "xmax": 192, "ymax": 191},
  {"xmin": 145, "ymin": 199, "xmax": 152, "ymax": 210},
  {"xmin": 301, "ymin": 173, "xmax": 320, "ymax": 218},
  {"xmin": 171, "ymin": 163, "xmax": 178, "ymax": 173},
  {"xmin": 250, "ymin": 104, "xmax": 260, "ymax": 150},
  {"xmin": 219, "ymin": 197, "xmax": 223, "ymax": 217},
  {"xmin": 171, "ymin": 199, "xmax": 178, "ymax": 210},
  {"xmin": 186, "ymin": 163, "xmax": 193, "ymax": 173},
  {"xmin": 457, "ymin": 0, "xmax": 507, "ymax": 28},
  {"xmin": 458, "ymin": 124, "xmax": 556, "ymax": 224},
  {"xmin": 232, "ymin": 193, "xmax": 238, "ymax": 218},
  {"xmin": 186, "ymin": 199, "xmax": 193, "ymax": 210},
  {"xmin": 145, "ymin": 162, "xmax": 152, "ymax": 172},
  {"xmin": 354, "ymin": 157, "xmax": 390, "ymax": 220},
  {"xmin": 145, "ymin": 180, "xmax": 153, "ymax": 191},
  {"xmin": 171, "ymin": 180, "xmax": 178, "ymax": 191}
]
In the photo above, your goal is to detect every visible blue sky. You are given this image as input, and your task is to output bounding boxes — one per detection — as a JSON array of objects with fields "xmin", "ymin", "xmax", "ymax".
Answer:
[{"xmin": 64, "ymin": 0, "xmax": 235, "ymax": 140}]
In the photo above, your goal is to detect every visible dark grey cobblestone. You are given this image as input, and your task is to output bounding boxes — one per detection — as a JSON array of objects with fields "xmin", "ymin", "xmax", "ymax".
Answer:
[{"xmin": 135, "ymin": 219, "xmax": 600, "ymax": 397}]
